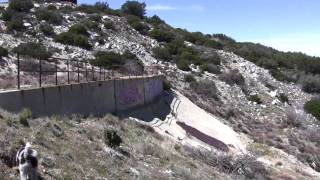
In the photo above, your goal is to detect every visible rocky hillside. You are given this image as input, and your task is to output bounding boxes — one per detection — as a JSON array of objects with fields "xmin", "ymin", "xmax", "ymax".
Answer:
[{"xmin": 0, "ymin": 0, "xmax": 320, "ymax": 179}]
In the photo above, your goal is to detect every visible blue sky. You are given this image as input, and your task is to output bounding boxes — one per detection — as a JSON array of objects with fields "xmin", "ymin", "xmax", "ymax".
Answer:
[{"xmin": 79, "ymin": 0, "xmax": 320, "ymax": 57}]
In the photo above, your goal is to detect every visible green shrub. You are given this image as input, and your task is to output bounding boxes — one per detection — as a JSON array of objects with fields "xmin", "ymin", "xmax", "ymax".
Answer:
[
  {"xmin": 149, "ymin": 28, "xmax": 174, "ymax": 43},
  {"xmin": 13, "ymin": 42, "xmax": 52, "ymax": 59},
  {"xmin": 200, "ymin": 64, "xmax": 221, "ymax": 74},
  {"xmin": 104, "ymin": 128, "xmax": 122, "ymax": 148},
  {"xmin": 19, "ymin": 108, "xmax": 32, "ymax": 127},
  {"xmin": 9, "ymin": 0, "xmax": 34, "ymax": 12},
  {"xmin": 279, "ymin": 93, "xmax": 289, "ymax": 103},
  {"xmin": 152, "ymin": 47, "xmax": 171, "ymax": 61},
  {"xmin": 204, "ymin": 40, "xmax": 223, "ymax": 49},
  {"xmin": 55, "ymin": 32, "xmax": 92, "ymax": 50},
  {"xmin": 147, "ymin": 15, "xmax": 165, "ymax": 26},
  {"xmin": 88, "ymin": 14, "xmax": 101, "ymax": 22},
  {"xmin": 219, "ymin": 69, "xmax": 245, "ymax": 86},
  {"xmin": 302, "ymin": 75, "xmax": 320, "ymax": 94},
  {"xmin": 163, "ymin": 79, "xmax": 172, "ymax": 91},
  {"xmin": 121, "ymin": 1, "xmax": 146, "ymax": 18},
  {"xmin": 185, "ymin": 74, "xmax": 196, "ymax": 83},
  {"xmin": 40, "ymin": 23, "xmax": 55, "ymax": 36},
  {"xmin": 75, "ymin": 2, "xmax": 109, "ymax": 14},
  {"xmin": 103, "ymin": 21, "xmax": 114, "ymax": 30},
  {"xmin": 126, "ymin": 15, "xmax": 149, "ymax": 34},
  {"xmin": 6, "ymin": 17, "xmax": 25, "ymax": 32},
  {"xmin": 91, "ymin": 51, "xmax": 126, "ymax": 69},
  {"xmin": 1, "ymin": 8, "xmax": 15, "ymax": 21},
  {"xmin": 177, "ymin": 59, "xmax": 191, "ymax": 71},
  {"xmin": 0, "ymin": 46, "xmax": 8, "ymax": 57},
  {"xmin": 81, "ymin": 19, "xmax": 100, "ymax": 31},
  {"xmin": 248, "ymin": 95, "xmax": 263, "ymax": 104},
  {"xmin": 36, "ymin": 9, "xmax": 63, "ymax": 25},
  {"xmin": 304, "ymin": 98, "xmax": 320, "ymax": 120},
  {"xmin": 69, "ymin": 24, "xmax": 89, "ymax": 36},
  {"xmin": 191, "ymin": 80, "xmax": 219, "ymax": 100}
]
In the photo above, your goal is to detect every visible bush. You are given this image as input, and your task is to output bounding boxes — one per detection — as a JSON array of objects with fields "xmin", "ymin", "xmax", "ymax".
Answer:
[
  {"xmin": 6, "ymin": 17, "xmax": 25, "ymax": 32},
  {"xmin": 103, "ymin": 21, "xmax": 114, "ymax": 30},
  {"xmin": 75, "ymin": 2, "xmax": 109, "ymax": 14},
  {"xmin": 200, "ymin": 64, "xmax": 221, "ymax": 74},
  {"xmin": 0, "ymin": 46, "xmax": 8, "ymax": 58},
  {"xmin": 279, "ymin": 93, "xmax": 289, "ymax": 104},
  {"xmin": 104, "ymin": 128, "xmax": 122, "ymax": 148},
  {"xmin": 36, "ymin": 9, "xmax": 63, "ymax": 25},
  {"xmin": 88, "ymin": 14, "xmax": 102, "ymax": 22},
  {"xmin": 13, "ymin": 42, "xmax": 52, "ymax": 59},
  {"xmin": 9, "ymin": 0, "xmax": 34, "ymax": 12},
  {"xmin": 163, "ymin": 79, "xmax": 172, "ymax": 91},
  {"xmin": 219, "ymin": 69, "xmax": 245, "ymax": 86},
  {"xmin": 126, "ymin": 15, "xmax": 149, "ymax": 34},
  {"xmin": 301, "ymin": 74, "xmax": 320, "ymax": 94},
  {"xmin": 185, "ymin": 74, "xmax": 196, "ymax": 83},
  {"xmin": 304, "ymin": 98, "xmax": 320, "ymax": 120},
  {"xmin": 204, "ymin": 40, "xmax": 223, "ymax": 49},
  {"xmin": 69, "ymin": 24, "xmax": 89, "ymax": 36},
  {"xmin": 177, "ymin": 59, "xmax": 191, "ymax": 71},
  {"xmin": 121, "ymin": 1, "xmax": 146, "ymax": 18},
  {"xmin": 19, "ymin": 108, "xmax": 32, "ymax": 127},
  {"xmin": 81, "ymin": 19, "xmax": 100, "ymax": 31},
  {"xmin": 152, "ymin": 47, "xmax": 171, "ymax": 61},
  {"xmin": 248, "ymin": 95, "xmax": 263, "ymax": 104},
  {"xmin": 40, "ymin": 23, "xmax": 55, "ymax": 36},
  {"xmin": 149, "ymin": 28, "xmax": 174, "ymax": 43},
  {"xmin": 91, "ymin": 51, "xmax": 135, "ymax": 69},
  {"xmin": 191, "ymin": 80, "xmax": 219, "ymax": 100},
  {"xmin": 55, "ymin": 32, "xmax": 92, "ymax": 50},
  {"xmin": 147, "ymin": 15, "xmax": 165, "ymax": 26},
  {"xmin": 285, "ymin": 107, "xmax": 305, "ymax": 128}
]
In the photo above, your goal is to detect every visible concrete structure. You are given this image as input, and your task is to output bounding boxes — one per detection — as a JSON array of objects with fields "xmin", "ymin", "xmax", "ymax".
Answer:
[{"xmin": 0, "ymin": 75, "xmax": 164, "ymax": 117}]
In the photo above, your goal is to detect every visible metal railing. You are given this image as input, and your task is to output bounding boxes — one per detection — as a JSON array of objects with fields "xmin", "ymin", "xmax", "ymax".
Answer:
[{"xmin": 16, "ymin": 54, "xmax": 159, "ymax": 90}]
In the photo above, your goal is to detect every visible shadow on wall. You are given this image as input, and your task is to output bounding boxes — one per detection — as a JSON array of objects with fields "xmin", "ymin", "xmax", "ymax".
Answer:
[{"xmin": 118, "ymin": 91, "xmax": 175, "ymax": 122}]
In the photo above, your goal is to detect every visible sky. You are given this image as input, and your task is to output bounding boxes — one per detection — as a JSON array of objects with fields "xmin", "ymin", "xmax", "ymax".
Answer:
[{"xmin": 78, "ymin": 0, "xmax": 320, "ymax": 57}]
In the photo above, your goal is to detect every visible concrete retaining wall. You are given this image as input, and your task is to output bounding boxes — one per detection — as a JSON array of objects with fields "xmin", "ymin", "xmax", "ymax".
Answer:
[{"xmin": 0, "ymin": 75, "xmax": 164, "ymax": 117}]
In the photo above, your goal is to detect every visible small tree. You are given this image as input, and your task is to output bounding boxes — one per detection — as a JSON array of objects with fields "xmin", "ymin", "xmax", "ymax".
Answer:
[
  {"xmin": 0, "ymin": 46, "xmax": 8, "ymax": 58},
  {"xmin": 152, "ymin": 47, "xmax": 171, "ymax": 61},
  {"xmin": 304, "ymin": 98, "xmax": 320, "ymax": 120},
  {"xmin": 9, "ymin": 0, "xmax": 34, "ymax": 12},
  {"xmin": 13, "ymin": 42, "xmax": 52, "ymax": 59},
  {"xmin": 121, "ymin": 1, "xmax": 146, "ymax": 18},
  {"xmin": 40, "ymin": 23, "xmax": 55, "ymax": 36}
]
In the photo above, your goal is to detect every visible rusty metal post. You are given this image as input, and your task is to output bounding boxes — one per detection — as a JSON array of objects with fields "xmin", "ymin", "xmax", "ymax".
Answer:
[
  {"xmin": 67, "ymin": 59, "xmax": 70, "ymax": 84},
  {"xmin": 55, "ymin": 58, "xmax": 58, "ymax": 86},
  {"xmin": 17, "ymin": 54, "xmax": 20, "ymax": 89},
  {"xmin": 39, "ymin": 58, "xmax": 42, "ymax": 87}
]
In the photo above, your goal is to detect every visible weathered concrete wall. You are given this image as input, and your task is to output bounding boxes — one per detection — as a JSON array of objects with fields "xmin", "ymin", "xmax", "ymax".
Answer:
[{"xmin": 0, "ymin": 76, "xmax": 163, "ymax": 116}]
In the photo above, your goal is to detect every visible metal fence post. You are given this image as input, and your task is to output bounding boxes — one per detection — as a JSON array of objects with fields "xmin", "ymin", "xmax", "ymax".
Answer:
[{"xmin": 17, "ymin": 54, "xmax": 20, "ymax": 89}]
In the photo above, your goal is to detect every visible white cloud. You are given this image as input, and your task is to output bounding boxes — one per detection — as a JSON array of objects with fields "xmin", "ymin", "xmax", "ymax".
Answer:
[
  {"xmin": 147, "ymin": 4, "xmax": 205, "ymax": 12},
  {"xmin": 250, "ymin": 33, "xmax": 320, "ymax": 57},
  {"xmin": 147, "ymin": 5, "xmax": 176, "ymax": 11}
]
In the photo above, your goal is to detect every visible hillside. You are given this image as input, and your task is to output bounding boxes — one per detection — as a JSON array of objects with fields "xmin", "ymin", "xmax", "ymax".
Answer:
[{"xmin": 0, "ymin": 0, "xmax": 320, "ymax": 179}]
